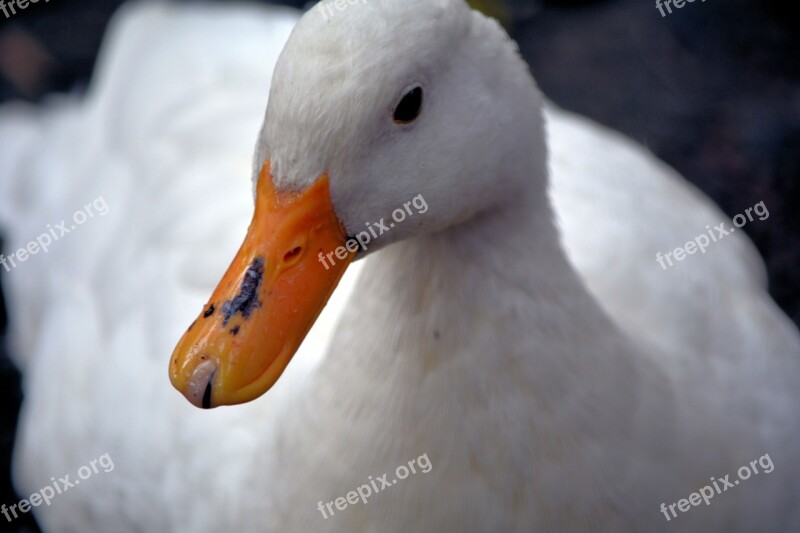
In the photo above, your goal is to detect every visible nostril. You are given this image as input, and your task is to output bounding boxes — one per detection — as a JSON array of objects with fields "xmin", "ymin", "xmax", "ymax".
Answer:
[
  {"xmin": 186, "ymin": 360, "xmax": 217, "ymax": 409},
  {"xmin": 283, "ymin": 247, "xmax": 302, "ymax": 263}
]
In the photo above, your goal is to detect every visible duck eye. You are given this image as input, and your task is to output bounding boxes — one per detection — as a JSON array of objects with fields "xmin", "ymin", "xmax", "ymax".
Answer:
[{"xmin": 393, "ymin": 86, "xmax": 423, "ymax": 124}]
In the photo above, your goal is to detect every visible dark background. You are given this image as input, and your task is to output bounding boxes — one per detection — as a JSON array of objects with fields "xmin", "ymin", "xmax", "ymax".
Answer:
[{"xmin": 0, "ymin": 0, "xmax": 797, "ymax": 530}]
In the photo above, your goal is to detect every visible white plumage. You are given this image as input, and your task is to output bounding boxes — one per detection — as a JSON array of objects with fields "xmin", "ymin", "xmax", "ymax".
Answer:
[{"xmin": 0, "ymin": 1, "xmax": 797, "ymax": 531}]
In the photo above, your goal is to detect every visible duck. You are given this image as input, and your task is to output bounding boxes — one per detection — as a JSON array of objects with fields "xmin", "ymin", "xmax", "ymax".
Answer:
[{"xmin": 1, "ymin": 0, "xmax": 798, "ymax": 531}]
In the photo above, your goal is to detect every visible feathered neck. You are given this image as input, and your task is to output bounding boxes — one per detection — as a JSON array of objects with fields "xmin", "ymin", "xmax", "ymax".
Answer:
[{"xmin": 272, "ymin": 107, "xmax": 680, "ymax": 530}]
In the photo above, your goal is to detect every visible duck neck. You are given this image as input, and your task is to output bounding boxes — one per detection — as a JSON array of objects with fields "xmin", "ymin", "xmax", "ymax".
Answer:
[
  {"xmin": 278, "ymin": 135, "xmax": 680, "ymax": 527},
  {"xmin": 319, "ymin": 150, "xmax": 648, "ymax": 423}
]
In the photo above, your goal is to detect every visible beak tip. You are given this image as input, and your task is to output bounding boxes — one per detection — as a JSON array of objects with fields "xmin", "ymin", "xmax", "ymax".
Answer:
[{"xmin": 184, "ymin": 360, "xmax": 217, "ymax": 409}]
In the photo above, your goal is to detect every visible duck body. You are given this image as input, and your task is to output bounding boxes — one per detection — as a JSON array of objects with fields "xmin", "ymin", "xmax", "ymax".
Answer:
[{"xmin": 1, "ymin": 1, "xmax": 798, "ymax": 532}]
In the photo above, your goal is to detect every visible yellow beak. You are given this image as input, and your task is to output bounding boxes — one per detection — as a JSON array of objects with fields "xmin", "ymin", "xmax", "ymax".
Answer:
[{"xmin": 169, "ymin": 161, "xmax": 354, "ymax": 408}]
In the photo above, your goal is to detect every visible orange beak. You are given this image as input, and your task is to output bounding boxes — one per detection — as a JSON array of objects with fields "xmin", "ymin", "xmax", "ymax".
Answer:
[{"xmin": 169, "ymin": 161, "xmax": 354, "ymax": 408}]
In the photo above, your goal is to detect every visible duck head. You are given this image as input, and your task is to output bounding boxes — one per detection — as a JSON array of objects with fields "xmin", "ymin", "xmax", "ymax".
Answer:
[{"xmin": 170, "ymin": 0, "xmax": 546, "ymax": 407}]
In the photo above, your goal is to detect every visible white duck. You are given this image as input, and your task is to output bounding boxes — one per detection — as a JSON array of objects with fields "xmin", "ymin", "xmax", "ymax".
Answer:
[{"xmin": 1, "ymin": 1, "xmax": 798, "ymax": 531}]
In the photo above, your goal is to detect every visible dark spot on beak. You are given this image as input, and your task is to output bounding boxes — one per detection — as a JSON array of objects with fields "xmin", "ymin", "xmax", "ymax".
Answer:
[
  {"xmin": 222, "ymin": 257, "xmax": 265, "ymax": 326},
  {"xmin": 187, "ymin": 320, "xmax": 197, "ymax": 332},
  {"xmin": 202, "ymin": 380, "xmax": 213, "ymax": 409},
  {"xmin": 230, "ymin": 325, "xmax": 240, "ymax": 336},
  {"xmin": 203, "ymin": 304, "xmax": 216, "ymax": 318},
  {"xmin": 434, "ymin": 330, "xmax": 441, "ymax": 339}
]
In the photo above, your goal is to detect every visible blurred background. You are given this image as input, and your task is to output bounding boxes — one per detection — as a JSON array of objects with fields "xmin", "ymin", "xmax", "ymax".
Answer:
[{"xmin": 0, "ymin": 0, "xmax": 797, "ymax": 530}]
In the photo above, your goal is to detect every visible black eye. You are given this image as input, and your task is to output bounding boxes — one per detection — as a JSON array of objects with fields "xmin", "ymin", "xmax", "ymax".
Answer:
[{"xmin": 393, "ymin": 86, "xmax": 423, "ymax": 124}]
